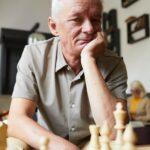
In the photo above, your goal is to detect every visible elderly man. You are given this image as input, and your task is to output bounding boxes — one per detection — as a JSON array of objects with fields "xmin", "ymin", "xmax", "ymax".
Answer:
[{"xmin": 8, "ymin": 0, "xmax": 127, "ymax": 149}]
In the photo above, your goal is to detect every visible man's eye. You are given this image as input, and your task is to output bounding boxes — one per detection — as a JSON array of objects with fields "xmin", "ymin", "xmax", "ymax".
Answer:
[
  {"xmin": 71, "ymin": 18, "xmax": 82, "ymax": 22},
  {"xmin": 92, "ymin": 18, "xmax": 100, "ymax": 22}
]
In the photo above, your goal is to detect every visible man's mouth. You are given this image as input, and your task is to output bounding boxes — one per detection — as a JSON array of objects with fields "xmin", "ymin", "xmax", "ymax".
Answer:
[
  {"xmin": 77, "ymin": 41, "xmax": 89, "ymax": 48},
  {"xmin": 80, "ymin": 40, "xmax": 90, "ymax": 44},
  {"xmin": 78, "ymin": 39, "xmax": 93, "ymax": 44}
]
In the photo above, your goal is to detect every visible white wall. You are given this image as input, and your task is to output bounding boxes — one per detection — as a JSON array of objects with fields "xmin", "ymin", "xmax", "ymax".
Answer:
[
  {"xmin": 0, "ymin": 0, "xmax": 51, "ymax": 94},
  {"xmin": 0, "ymin": 0, "xmax": 150, "ymax": 93},
  {"xmin": 0, "ymin": 0, "xmax": 50, "ymax": 32},
  {"xmin": 103, "ymin": 0, "xmax": 150, "ymax": 93}
]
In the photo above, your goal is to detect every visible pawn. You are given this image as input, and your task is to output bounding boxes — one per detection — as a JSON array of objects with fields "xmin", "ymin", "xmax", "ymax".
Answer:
[
  {"xmin": 100, "ymin": 121, "xmax": 111, "ymax": 150},
  {"xmin": 122, "ymin": 124, "xmax": 137, "ymax": 150},
  {"xmin": 89, "ymin": 124, "xmax": 100, "ymax": 150},
  {"xmin": 39, "ymin": 136, "xmax": 50, "ymax": 150}
]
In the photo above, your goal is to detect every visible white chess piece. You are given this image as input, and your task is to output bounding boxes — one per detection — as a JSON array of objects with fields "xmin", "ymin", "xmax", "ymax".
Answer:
[
  {"xmin": 100, "ymin": 121, "xmax": 111, "ymax": 150},
  {"xmin": 88, "ymin": 124, "xmax": 100, "ymax": 150},
  {"xmin": 122, "ymin": 124, "xmax": 137, "ymax": 150},
  {"xmin": 39, "ymin": 136, "xmax": 49, "ymax": 150},
  {"xmin": 114, "ymin": 102, "xmax": 126, "ymax": 145}
]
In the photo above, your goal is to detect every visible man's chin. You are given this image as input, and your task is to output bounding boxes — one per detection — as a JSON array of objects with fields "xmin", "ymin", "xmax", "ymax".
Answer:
[
  {"xmin": 77, "ymin": 43, "xmax": 88, "ymax": 51},
  {"xmin": 72, "ymin": 44, "xmax": 88, "ymax": 56}
]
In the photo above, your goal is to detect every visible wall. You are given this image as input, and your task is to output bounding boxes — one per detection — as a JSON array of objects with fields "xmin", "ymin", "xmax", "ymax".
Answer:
[
  {"xmin": 0, "ymin": 0, "xmax": 51, "ymax": 95},
  {"xmin": 0, "ymin": 0, "xmax": 150, "ymax": 93},
  {"xmin": 103, "ymin": 0, "xmax": 150, "ymax": 93},
  {"xmin": 0, "ymin": 0, "xmax": 50, "ymax": 32},
  {"xmin": 0, "ymin": 44, "xmax": 1, "ymax": 93}
]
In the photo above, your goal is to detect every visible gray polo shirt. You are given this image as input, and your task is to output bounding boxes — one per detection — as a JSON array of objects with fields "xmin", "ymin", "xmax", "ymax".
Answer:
[{"xmin": 12, "ymin": 37, "xmax": 127, "ymax": 145}]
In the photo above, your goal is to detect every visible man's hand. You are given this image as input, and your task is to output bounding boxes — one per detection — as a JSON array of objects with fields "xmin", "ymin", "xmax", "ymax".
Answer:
[
  {"xmin": 8, "ymin": 99, "xmax": 80, "ymax": 150},
  {"xmin": 48, "ymin": 135, "xmax": 80, "ymax": 150},
  {"xmin": 81, "ymin": 32, "xmax": 107, "ymax": 59}
]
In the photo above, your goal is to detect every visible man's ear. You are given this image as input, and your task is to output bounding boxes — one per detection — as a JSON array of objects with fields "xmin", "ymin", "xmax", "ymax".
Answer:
[{"xmin": 48, "ymin": 17, "xmax": 59, "ymax": 36}]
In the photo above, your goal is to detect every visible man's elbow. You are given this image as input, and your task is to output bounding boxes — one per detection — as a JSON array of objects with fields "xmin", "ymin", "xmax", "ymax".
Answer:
[
  {"xmin": 7, "ymin": 114, "xmax": 24, "ymax": 137},
  {"xmin": 7, "ymin": 116, "xmax": 17, "ymax": 137}
]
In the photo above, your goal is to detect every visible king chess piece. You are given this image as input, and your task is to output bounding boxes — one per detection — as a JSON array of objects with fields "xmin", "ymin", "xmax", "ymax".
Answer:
[{"xmin": 113, "ymin": 102, "xmax": 126, "ymax": 146}]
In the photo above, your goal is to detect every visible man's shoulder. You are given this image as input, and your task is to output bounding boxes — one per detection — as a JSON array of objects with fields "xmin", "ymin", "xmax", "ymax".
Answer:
[
  {"xmin": 97, "ymin": 49, "xmax": 127, "ymax": 79},
  {"xmin": 24, "ymin": 37, "xmax": 59, "ymax": 55},
  {"xmin": 19, "ymin": 37, "xmax": 59, "ymax": 70},
  {"xmin": 99, "ymin": 49, "xmax": 124, "ymax": 65},
  {"xmin": 104, "ymin": 49, "xmax": 121, "ymax": 59},
  {"xmin": 18, "ymin": 37, "xmax": 60, "ymax": 77}
]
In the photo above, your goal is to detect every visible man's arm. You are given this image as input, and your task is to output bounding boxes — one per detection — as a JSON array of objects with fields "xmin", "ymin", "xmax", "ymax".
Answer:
[
  {"xmin": 8, "ymin": 98, "xmax": 79, "ymax": 149},
  {"xmin": 81, "ymin": 32, "xmax": 127, "ymax": 129},
  {"xmin": 81, "ymin": 55, "xmax": 116, "ymax": 126}
]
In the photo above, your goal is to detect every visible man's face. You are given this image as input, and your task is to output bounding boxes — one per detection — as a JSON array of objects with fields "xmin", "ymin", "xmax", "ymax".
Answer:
[{"xmin": 54, "ymin": 0, "xmax": 102, "ymax": 56}]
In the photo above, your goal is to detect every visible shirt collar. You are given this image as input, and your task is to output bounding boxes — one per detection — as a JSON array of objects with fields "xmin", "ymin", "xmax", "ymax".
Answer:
[
  {"xmin": 55, "ymin": 41, "xmax": 68, "ymax": 72},
  {"xmin": 55, "ymin": 39, "xmax": 84, "ymax": 79}
]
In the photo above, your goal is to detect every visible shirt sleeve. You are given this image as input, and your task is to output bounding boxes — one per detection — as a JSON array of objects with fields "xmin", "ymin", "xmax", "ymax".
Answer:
[
  {"xmin": 12, "ymin": 45, "xmax": 39, "ymax": 102},
  {"xmin": 106, "ymin": 58, "xmax": 128, "ymax": 100}
]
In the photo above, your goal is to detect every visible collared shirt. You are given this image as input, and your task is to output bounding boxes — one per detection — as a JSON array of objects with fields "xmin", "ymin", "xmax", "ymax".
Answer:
[{"xmin": 12, "ymin": 37, "xmax": 127, "ymax": 145}]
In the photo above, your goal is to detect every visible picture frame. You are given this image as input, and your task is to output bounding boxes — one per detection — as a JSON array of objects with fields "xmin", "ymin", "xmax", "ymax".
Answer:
[
  {"xmin": 121, "ymin": 0, "xmax": 139, "ymax": 8},
  {"xmin": 126, "ymin": 14, "xmax": 149, "ymax": 44},
  {"xmin": 103, "ymin": 9, "xmax": 120, "ymax": 55}
]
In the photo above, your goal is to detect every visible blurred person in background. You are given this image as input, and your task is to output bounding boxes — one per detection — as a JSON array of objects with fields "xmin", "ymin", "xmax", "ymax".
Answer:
[{"xmin": 128, "ymin": 80, "xmax": 150, "ymax": 122}]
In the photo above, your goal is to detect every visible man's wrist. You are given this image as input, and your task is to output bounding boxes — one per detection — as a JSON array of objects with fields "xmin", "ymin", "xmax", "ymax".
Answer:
[{"xmin": 81, "ymin": 54, "xmax": 96, "ymax": 67}]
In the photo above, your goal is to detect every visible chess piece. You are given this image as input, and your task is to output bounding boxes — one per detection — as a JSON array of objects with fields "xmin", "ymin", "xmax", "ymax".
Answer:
[
  {"xmin": 39, "ymin": 136, "xmax": 49, "ymax": 150},
  {"xmin": 100, "ymin": 121, "xmax": 111, "ymax": 150},
  {"xmin": 89, "ymin": 124, "xmax": 100, "ymax": 150},
  {"xmin": 114, "ymin": 102, "xmax": 126, "ymax": 145},
  {"xmin": 0, "ymin": 121, "xmax": 7, "ymax": 149},
  {"xmin": 7, "ymin": 137, "xmax": 30, "ymax": 150},
  {"xmin": 122, "ymin": 124, "xmax": 137, "ymax": 150}
]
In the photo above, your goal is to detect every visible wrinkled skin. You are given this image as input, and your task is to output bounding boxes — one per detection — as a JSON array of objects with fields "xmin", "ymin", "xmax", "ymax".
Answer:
[{"xmin": 49, "ymin": 0, "xmax": 103, "ymax": 58}]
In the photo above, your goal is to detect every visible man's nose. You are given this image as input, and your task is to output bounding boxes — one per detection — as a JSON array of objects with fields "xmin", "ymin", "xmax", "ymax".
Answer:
[{"xmin": 82, "ymin": 20, "xmax": 94, "ymax": 34}]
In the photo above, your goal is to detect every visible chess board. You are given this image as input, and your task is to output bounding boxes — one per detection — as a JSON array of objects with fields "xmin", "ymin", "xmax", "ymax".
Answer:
[
  {"xmin": 81, "ymin": 140, "xmax": 150, "ymax": 150},
  {"xmin": 1, "ymin": 102, "xmax": 150, "ymax": 150},
  {"xmin": 81, "ymin": 103, "xmax": 150, "ymax": 150}
]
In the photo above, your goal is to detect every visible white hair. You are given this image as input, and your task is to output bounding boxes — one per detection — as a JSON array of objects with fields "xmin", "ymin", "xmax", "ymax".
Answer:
[
  {"xmin": 51, "ymin": 0, "xmax": 64, "ymax": 19},
  {"xmin": 51, "ymin": 0, "xmax": 103, "ymax": 20},
  {"xmin": 131, "ymin": 80, "xmax": 146, "ymax": 97}
]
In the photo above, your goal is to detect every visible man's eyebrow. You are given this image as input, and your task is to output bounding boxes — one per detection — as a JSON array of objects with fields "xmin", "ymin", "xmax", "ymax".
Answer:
[
  {"xmin": 92, "ymin": 11, "xmax": 102, "ymax": 16},
  {"xmin": 68, "ymin": 12, "xmax": 82, "ymax": 17},
  {"xmin": 69, "ymin": 12, "xmax": 101, "ymax": 17}
]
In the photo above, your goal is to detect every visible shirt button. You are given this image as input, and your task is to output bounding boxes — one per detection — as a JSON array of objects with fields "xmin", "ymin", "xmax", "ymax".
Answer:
[
  {"xmin": 70, "ymin": 127, "xmax": 76, "ymax": 132},
  {"xmin": 67, "ymin": 66, "xmax": 71, "ymax": 71},
  {"xmin": 71, "ymin": 103, "xmax": 75, "ymax": 108}
]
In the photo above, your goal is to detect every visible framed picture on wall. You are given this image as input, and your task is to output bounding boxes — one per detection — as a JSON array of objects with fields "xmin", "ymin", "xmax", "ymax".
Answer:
[
  {"xmin": 121, "ymin": 0, "xmax": 138, "ymax": 8},
  {"xmin": 103, "ymin": 9, "xmax": 121, "ymax": 56},
  {"xmin": 126, "ymin": 14, "xmax": 149, "ymax": 44}
]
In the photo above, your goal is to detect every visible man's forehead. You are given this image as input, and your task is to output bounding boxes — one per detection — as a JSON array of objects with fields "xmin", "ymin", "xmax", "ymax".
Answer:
[
  {"xmin": 63, "ymin": 0, "xmax": 102, "ymax": 13},
  {"xmin": 55, "ymin": 0, "xmax": 102, "ymax": 19},
  {"xmin": 70, "ymin": 7, "xmax": 101, "ymax": 16},
  {"xmin": 71, "ymin": 0, "xmax": 102, "ymax": 13},
  {"xmin": 61, "ymin": 0, "xmax": 101, "ymax": 2},
  {"xmin": 61, "ymin": 0, "xmax": 102, "ymax": 7}
]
